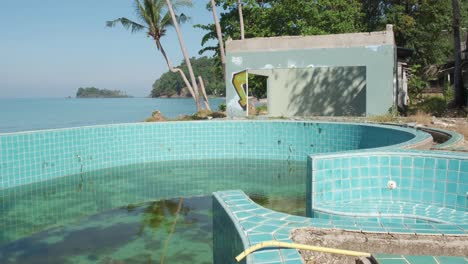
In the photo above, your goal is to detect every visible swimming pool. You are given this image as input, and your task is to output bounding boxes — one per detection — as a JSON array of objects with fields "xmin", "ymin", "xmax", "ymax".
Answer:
[{"xmin": 0, "ymin": 121, "xmax": 437, "ymax": 263}]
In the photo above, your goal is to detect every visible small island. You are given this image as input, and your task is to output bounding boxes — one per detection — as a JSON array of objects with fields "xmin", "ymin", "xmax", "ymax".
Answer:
[{"xmin": 76, "ymin": 87, "xmax": 131, "ymax": 98}]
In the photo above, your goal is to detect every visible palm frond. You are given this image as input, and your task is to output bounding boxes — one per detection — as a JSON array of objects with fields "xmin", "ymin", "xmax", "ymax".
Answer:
[
  {"xmin": 134, "ymin": 0, "xmax": 152, "ymax": 27},
  {"xmin": 106, "ymin": 18, "xmax": 147, "ymax": 33},
  {"xmin": 143, "ymin": 0, "xmax": 156, "ymax": 25}
]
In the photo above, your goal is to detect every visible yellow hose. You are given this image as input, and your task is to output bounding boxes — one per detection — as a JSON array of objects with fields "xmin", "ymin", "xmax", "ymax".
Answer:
[{"xmin": 235, "ymin": 241, "xmax": 371, "ymax": 262}]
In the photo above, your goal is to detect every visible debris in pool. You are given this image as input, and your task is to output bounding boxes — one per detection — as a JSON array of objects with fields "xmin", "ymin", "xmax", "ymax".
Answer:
[{"xmin": 387, "ymin": 180, "xmax": 397, "ymax": 190}]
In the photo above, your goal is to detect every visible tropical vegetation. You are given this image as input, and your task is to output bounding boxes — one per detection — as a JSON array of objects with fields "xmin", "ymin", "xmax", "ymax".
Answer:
[
  {"xmin": 151, "ymin": 56, "xmax": 224, "ymax": 97},
  {"xmin": 107, "ymin": 0, "xmax": 207, "ymax": 111},
  {"xmin": 76, "ymin": 87, "xmax": 130, "ymax": 98},
  {"xmin": 197, "ymin": 0, "xmax": 468, "ymax": 110}
]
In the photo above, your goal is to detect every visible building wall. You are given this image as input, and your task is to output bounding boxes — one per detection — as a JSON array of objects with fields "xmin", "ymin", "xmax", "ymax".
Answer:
[
  {"xmin": 226, "ymin": 45, "xmax": 395, "ymax": 117},
  {"xmin": 250, "ymin": 67, "xmax": 366, "ymax": 116}
]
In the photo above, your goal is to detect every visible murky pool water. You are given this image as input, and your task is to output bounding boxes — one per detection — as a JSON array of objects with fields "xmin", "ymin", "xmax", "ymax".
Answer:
[{"xmin": 0, "ymin": 159, "xmax": 306, "ymax": 264}]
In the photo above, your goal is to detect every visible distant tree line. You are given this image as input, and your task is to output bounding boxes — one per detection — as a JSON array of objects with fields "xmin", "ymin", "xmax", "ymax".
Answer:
[
  {"xmin": 76, "ymin": 87, "xmax": 130, "ymax": 98},
  {"xmin": 151, "ymin": 56, "xmax": 224, "ymax": 98}
]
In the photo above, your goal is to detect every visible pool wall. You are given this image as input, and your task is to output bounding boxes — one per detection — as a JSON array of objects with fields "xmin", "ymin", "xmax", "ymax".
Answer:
[
  {"xmin": 307, "ymin": 151, "xmax": 468, "ymax": 223},
  {"xmin": 0, "ymin": 121, "xmax": 429, "ymax": 190},
  {"xmin": 213, "ymin": 192, "xmax": 248, "ymax": 264}
]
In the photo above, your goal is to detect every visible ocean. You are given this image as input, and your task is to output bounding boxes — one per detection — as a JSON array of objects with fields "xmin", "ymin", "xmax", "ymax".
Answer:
[{"xmin": 0, "ymin": 97, "xmax": 224, "ymax": 133}]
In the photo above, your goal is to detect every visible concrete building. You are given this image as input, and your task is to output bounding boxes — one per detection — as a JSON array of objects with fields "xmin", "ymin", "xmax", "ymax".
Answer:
[{"xmin": 225, "ymin": 25, "xmax": 397, "ymax": 117}]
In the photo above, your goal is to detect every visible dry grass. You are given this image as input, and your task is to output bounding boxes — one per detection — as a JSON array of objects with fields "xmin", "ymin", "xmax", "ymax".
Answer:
[
  {"xmin": 367, "ymin": 114, "xmax": 398, "ymax": 123},
  {"xmin": 403, "ymin": 111, "xmax": 432, "ymax": 126},
  {"xmin": 448, "ymin": 122, "xmax": 468, "ymax": 138}
]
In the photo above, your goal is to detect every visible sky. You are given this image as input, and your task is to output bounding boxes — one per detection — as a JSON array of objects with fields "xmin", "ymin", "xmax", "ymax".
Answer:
[{"xmin": 0, "ymin": 0, "xmax": 217, "ymax": 98}]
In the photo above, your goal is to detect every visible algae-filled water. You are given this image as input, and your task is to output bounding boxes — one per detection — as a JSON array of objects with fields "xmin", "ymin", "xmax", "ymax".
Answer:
[{"xmin": 0, "ymin": 159, "xmax": 306, "ymax": 264}]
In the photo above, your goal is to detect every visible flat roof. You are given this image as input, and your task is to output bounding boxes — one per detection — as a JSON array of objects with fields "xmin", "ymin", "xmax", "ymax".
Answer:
[{"xmin": 226, "ymin": 25, "xmax": 395, "ymax": 52}]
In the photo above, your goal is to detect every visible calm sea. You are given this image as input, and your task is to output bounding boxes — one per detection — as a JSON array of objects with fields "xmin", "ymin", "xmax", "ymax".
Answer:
[{"xmin": 0, "ymin": 98, "xmax": 224, "ymax": 133}]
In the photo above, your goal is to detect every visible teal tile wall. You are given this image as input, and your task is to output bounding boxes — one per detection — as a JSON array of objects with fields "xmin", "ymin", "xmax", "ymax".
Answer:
[
  {"xmin": 213, "ymin": 192, "xmax": 247, "ymax": 264},
  {"xmin": 215, "ymin": 189, "xmax": 467, "ymax": 264},
  {"xmin": 0, "ymin": 121, "xmax": 427, "ymax": 190},
  {"xmin": 308, "ymin": 151, "xmax": 468, "ymax": 224}
]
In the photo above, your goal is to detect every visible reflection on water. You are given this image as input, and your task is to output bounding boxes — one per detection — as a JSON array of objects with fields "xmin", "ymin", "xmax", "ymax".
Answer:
[{"xmin": 0, "ymin": 159, "xmax": 306, "ymax": 263}]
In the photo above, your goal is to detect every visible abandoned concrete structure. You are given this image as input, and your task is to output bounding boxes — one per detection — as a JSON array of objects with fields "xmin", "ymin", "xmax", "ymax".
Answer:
[{"xmin": 225, "ymin": 25, "xmax": 398, "ymax": 117}]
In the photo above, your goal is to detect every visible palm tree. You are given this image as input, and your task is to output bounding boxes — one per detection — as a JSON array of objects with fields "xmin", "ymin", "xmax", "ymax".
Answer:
[
  {"xmin": 237, "ymin": 0, "xmax": 245, "ymax": 40},
  {"xmin": 210, "ymin": 0, "xmax": 226, "ymax": 80},
  {"xmin": 107, "ymin": 0, "xmax": 201, "ymax": 111}
]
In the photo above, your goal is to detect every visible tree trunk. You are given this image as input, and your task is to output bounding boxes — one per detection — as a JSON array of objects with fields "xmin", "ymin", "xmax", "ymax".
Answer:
[
  {"xmin": 157, "ymin": 40, "xmax": 197, "ymax": 100},
  {"xmin": 165, "ymin": 0, "xmax": 201, "ymax": 111},
  {"xmin": 237, "ymin": 0, "xmax": 245, "ymax": 40},
  {"xmin": 452, "ymin": 0, "xmax": 466, "ymax": 107},
  {"xmin": 210, "ymin": 0, "xmax": 226, "ymax": 80},
  {"xmin": 198, "ymin": 76, "xmax": 211, "ymax": 111}
]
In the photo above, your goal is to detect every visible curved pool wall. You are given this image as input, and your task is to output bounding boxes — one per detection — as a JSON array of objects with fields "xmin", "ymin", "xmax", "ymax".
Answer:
[
  {"xmin": 307, "ymin": 150, "xmax": 467, "ymax": 224},
  {"xmin": 0, "ymin": 121, "xmax": 430, "ymax": 190},
  {"xmin": 213, "ymin": 150, "xmax": 467, "ymax": 263}
]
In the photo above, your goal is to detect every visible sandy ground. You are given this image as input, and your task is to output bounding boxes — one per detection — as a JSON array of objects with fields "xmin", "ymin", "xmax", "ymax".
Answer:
[{"xmin": 291, "ymin": 228, "xmax": 468, "ymax": 264}]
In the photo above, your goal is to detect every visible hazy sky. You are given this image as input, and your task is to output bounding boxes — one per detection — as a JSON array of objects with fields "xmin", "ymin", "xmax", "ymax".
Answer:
[{"xmin": 0, "ymin": 0, "xmax": 217, "ymax": 98}]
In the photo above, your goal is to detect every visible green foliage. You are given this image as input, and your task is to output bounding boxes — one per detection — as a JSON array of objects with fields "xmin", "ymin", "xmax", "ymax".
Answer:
[
  {"xmin": 198, "ymin": 0, "xmax": 468, "ymax": 86},
  {"xmin": 151, "ymin": 56, "xmax": 224, "ymax": 97},
  {"xmin": 381, "ymin": 0, "xmax": 453, "ymax": 66},
  {"xmin": 196, "ymin": 0, "xmax": 364, "ymax": 75},
  {"xmin": 218, "ymin": 102, "xmax": 226, "ymax": 112},
  {"xmin": 443, "ymin": 82, "xmax": 455, "ymax": 104},
  {"xmin": 248, "ymin": 74, "xmax": 267, "ymax": 99},
  {"xmin": 407, "ymin": 65, "xmax": 427, "ymax": 103},
  {"xmin": 76, "ymin": 87, "xmax": 130, "ymax": 98},
  {"xmin": 255, "ymin": 104, "xmax": 268, "ymax": 114},
  {"xmin": 416, "ymin": 96, "xmax": 447, "ymax": 117}
]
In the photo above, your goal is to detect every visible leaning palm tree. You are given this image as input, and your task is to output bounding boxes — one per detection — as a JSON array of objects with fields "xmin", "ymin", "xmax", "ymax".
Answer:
[
  {"xmin": 107, "ymin": 0, "xmax": 201, "ymax": 111},
  {"xmin": 210, "ymin": 0, "xmax": 226, "ymax": 80},
  {"xmin": 237, "ymin": 0, "xmax": 245, "ymax": 40}
]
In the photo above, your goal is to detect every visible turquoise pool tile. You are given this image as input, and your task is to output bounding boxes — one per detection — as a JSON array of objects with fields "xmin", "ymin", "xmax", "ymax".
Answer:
[
  {"xmin": 377, "ymin": 253, "xmax": 403, "ymax": 259},
  {"xmin": 391, "ymin": 167, "xmax": 401, "ymax": 177},
  {"xmin": 402, "ymin": 157, "xmax": 413, "ymax": 167},
  {"xmin": 404, "ymin": 255, "xmax": 437, "ymax": 264},
  {"xmin": 283, "ymin": 259, "xmax": 303, "ymax": 264},
  {"xmin": 423, "ymin": 169, "xmax": 435, "ymax": 180},
  {"xmin": 461, "ymin": 160, "xmax": 468, "ymax": 171},
  {"xmin": 251, "ymin": 225, "xmax": 280, "ymax": 233},
  {"xmin": 414, "ymin": 157, "xmax": 424, "ymax": 168},
  {"xmin": 377, "ymin": 258, "xmax": 410, "ymax": 264},
  {"xmin": 242, "ymin": 221, "xmax": 264, "ymax": 230},
  {"xmin": 458, "ymin": 183, "xmax": 468, "ymax": 194},
  {"xmin": 380, "ymin": 166, "xmax": 390, "ymax": 177},
  {"xmin": 333, "ymin": 159, "xmax": 342, "ymax": 169},
  {"xmin": 249, "ymin": 233, "xmax": 275, "ymax": 244},
  {"xmin": 391, "ymin": 156, "xmax": 401, "ymax": 166},
  {"xmin": 448, "ymin": 159, "xmax": 460, "ymax": 171},
  {"xmin": 380, "ymin": 156, "xmax": 390, "ymax": 166},
  {"xmin": 447, "ymin": 170, "xmax": 459, "ymax": 182},
  {"xmin": 434, "ymin": 256, "xmax": 468, "ymax": 264},
  {"xmin": 351, "ymin": 157, "xmax": 360, "ymax": 167},
  {"xmin": 446, "ymin": 182, "xmax": 458, "ymax": 194},
  {"xmin": 413, "ymin": 168, "xmax": 424, "ymax": 178},
  {"xmin": 251, "ymin": 250, "xmax": 282, "ymax": 263},
  {"xmin": 360, "ymin": 157, "xmax": 369, "ymax": 167},
  {"xmin": 369, "ymin": 156, "xmax": 379, "ymax": 166},
  {"xmin": 424, "ymin": 158, "xmax": 436, "ymax": 169},
  {"xmin": 436, "ymin": 159, "xmax": 448, "ymax": 170}
]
